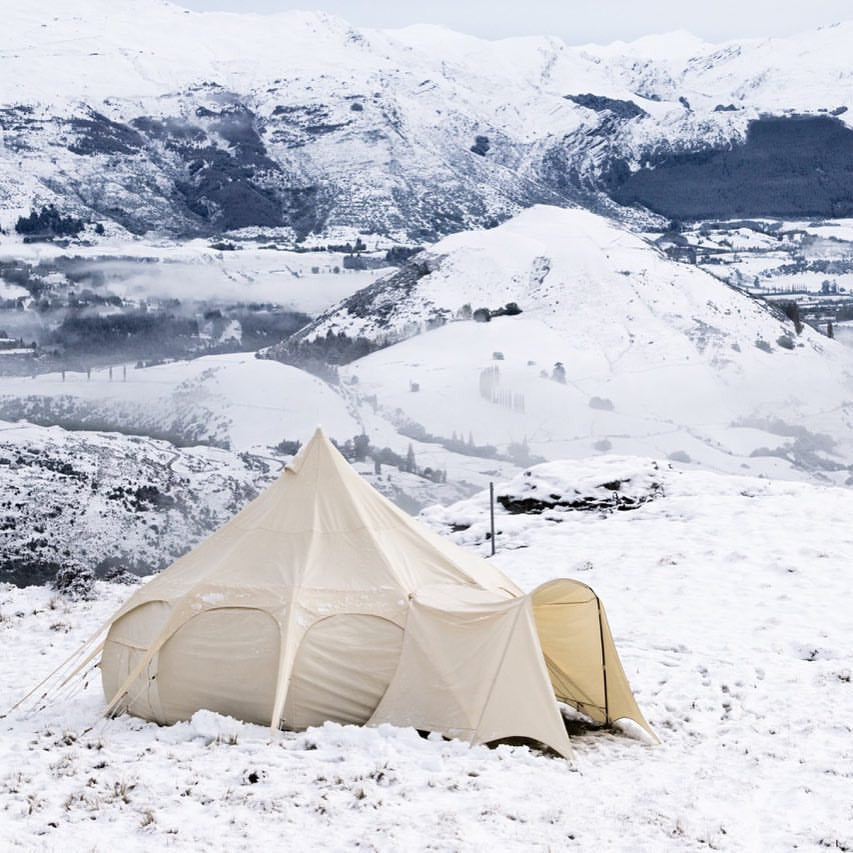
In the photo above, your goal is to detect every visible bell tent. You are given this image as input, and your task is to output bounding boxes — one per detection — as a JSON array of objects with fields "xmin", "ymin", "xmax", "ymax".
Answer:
[{"xmin": 38, "ymin": 428, "xmax": 655, "ymax": 758}]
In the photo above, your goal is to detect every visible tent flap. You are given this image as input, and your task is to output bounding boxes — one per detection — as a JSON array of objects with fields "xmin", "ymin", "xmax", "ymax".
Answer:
[{"xmin": 369, "ymin": 586, "xmax": 573, "ymax": 759}]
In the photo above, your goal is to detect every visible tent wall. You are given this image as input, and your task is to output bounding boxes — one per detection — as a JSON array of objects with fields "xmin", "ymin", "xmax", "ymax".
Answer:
[{"xmin": 100, "ymin": 600, "xmax": 170, "ymax": 721}]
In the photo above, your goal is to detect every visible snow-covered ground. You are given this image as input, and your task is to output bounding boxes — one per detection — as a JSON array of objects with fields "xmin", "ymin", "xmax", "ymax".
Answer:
[
  {"xmin": 1, "ymin": 458, "xmax": 851, "ymax": 850},
  {"xmin": 0, "ymin": 354, "xmax": 362, "ymax": 453},
  {"xmin": 0, "ymin": 419, "xmax": 272, "ymax": 585}
]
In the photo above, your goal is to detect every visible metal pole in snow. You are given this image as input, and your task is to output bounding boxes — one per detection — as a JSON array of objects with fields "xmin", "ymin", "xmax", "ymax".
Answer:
[{"xmin": 489, "ymin": 481, "xmax": 496, "ymax": 556}]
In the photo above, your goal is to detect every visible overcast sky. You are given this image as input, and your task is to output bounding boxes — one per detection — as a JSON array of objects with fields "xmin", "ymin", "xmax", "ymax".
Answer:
[{"xmin": 176, "ymin": 0, "xmax": 851, "ymax": 44}]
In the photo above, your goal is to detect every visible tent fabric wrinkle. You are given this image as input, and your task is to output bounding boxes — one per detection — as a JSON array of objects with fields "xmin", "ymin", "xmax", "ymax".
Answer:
[{"xmin": 86, "ymin": 428, "xmax": 656, "ymax": 758}]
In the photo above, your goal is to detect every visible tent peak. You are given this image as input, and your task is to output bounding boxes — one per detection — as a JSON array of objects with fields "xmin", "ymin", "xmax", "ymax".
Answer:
[{"xmin": 285, "ymin": 424, "xmax": 343, "ymax": 475}]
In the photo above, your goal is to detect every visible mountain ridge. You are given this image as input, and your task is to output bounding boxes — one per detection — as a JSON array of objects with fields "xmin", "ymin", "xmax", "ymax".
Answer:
[{"xmin": 3, "ymin": 2, "xmax": 853, "ymax": 241}]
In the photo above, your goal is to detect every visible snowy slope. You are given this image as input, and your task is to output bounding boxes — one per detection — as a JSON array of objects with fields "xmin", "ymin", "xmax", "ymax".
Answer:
[
  {"xmin": 1, "ymin": 459, "xmax": 851, "ymax": 849},
  {"xmin": 2, "ymin": 1, "xmax": 853, "ymax": 239},
  {"xmin": 0, "ymin": 353, "xmax": 362, "ymax": 452},
  {"xmin": 301, "ymin": 206, "xmax": 853, "ymax": 482},
  {"xmin": 0, "ymin": 419, "xmax": 272, "ymax": 586}
]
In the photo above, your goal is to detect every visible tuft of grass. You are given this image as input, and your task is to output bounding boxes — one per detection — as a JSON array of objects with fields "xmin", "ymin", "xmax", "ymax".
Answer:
[{"xmin": 113, "ymin": 780, "xmax": 132, "ymax": 804}]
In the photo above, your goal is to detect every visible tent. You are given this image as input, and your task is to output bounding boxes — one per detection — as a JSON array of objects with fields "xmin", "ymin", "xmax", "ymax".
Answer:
[{"xmin": 51, "ymin": 429, "xmax": 656, "ymax": 758}]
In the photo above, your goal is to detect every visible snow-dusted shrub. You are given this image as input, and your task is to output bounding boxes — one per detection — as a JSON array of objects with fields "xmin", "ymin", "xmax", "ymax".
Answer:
[{"xmin": 52, "ymin": 563, "xmax": 95, "ymax": 600}]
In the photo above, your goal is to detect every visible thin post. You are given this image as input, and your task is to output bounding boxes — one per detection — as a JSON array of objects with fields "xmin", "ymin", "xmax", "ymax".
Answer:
[
  {"xmin": 595, "ymin": 594, "xmax": 610, "ymax": 725},
  {"xmin": 489, "ymin": 481, "xmax": 496, "ymax": 556}
]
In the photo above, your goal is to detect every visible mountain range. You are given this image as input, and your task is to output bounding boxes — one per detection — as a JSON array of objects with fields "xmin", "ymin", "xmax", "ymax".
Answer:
[{"xmin": 3, "ymin": 1, "xmax": 853, "ymax": 241}]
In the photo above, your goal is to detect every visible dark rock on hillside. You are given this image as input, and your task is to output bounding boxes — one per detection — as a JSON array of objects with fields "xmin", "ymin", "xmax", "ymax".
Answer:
[
  {"xmin": 470, "ymin": 135, "xmax": 490, "ymax": 156},
  {"xmin": 564, "ymin": 94, "xmax": 648, "ymax": 120}
]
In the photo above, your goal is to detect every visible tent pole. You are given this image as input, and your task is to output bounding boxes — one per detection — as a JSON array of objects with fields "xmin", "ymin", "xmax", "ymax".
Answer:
[
  {"xmin": 489, "ymin": 481, "xmax": 496, "ymax": 556},
  {"xmin": 595, "ymin": 594, "xmax": 609, "ymax": 725}
]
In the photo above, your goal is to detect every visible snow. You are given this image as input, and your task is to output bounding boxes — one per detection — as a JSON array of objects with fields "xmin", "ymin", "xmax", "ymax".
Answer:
[
  {"xmin": 6, "ymin": 0, "xmax": 849, "ymax": 124},
  {"xmin": 0, "ymin": 353, "xmax": 362, "ymax": 453},
  {"xmin": 325, "ymin": 206, "xmax": 853, "ymax": 485},
  {"xmin": 1, "ymin": 458, "xmax": 852, "ymax": 849}
]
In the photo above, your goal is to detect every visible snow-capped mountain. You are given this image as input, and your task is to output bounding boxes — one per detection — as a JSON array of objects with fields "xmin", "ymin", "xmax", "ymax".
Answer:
[{"xmin": 2, "ymin": 1, "xmax": 853, "ymax": 241}]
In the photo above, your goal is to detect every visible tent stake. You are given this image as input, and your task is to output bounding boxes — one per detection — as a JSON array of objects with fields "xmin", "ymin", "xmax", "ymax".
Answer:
[{"xmin": 489, "ymin": 481, "xmax": 496, "ymax": 556}]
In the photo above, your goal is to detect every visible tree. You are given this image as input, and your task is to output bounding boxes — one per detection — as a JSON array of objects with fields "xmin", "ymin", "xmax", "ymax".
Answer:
[
  {"xmin": 828, "ymin": 321, "xmax": 835, "ymax": 339},
  {"xmin": 405, "ymin": 443, "xmax": 416, "ymax": 473},
  {"xmin": 353, "ymin": 433, "xmax": 370, "ymax": 462},
  {"xmin": 15, "ymin": 204, "xmax": 84, "ymax": 240},
  {"xmin": 782, "ymin": 302, "xmax": 803, "ymax": 335}
]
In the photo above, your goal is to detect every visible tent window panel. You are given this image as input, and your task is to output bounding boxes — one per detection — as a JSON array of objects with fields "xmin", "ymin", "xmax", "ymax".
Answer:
[
  {"xmin": 284, "ymin": 615, "xmax": 404, "ymax": 729},
  {"xmin": 156, "ymin": 608, "xmax": 280, "ymax": 726}
]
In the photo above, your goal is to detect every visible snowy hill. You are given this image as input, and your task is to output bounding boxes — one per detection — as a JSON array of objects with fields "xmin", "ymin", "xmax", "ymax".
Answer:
[
  {"xmin": 0, "ymin": 412, "xmax": 490, "ymax": 587},
  {"xmin": 0, "ymin": 353, "xmax": 362, "ymax": 452},
  {"xmin": 292, "ymin": 206, "xmax": 853, "ymax": 482},
  {"xmin": 0, "ymin": 419, "xmax": 272, "ymax": 586},
  {"xmin": 2, "ymin": 2, "xmax": 853, "ymax": 240},
  {"xmin": 1, "ymin": 458, "xmax": 851, "ymax": 849}
]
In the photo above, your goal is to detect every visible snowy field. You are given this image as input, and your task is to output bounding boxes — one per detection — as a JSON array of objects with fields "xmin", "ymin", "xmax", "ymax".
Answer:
[
  {"xmin": 1, "ymin": 458, "xmax": 851, "ymax": 851},
  {"xmin": 0, "ymin": 354, "xmax": 362, "ymax": 453}
]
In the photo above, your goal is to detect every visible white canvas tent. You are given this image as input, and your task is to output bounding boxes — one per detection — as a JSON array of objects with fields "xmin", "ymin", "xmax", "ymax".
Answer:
[{"xmin": 28, "ymin": 429, "xmax": 655, "ymax": 758}]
